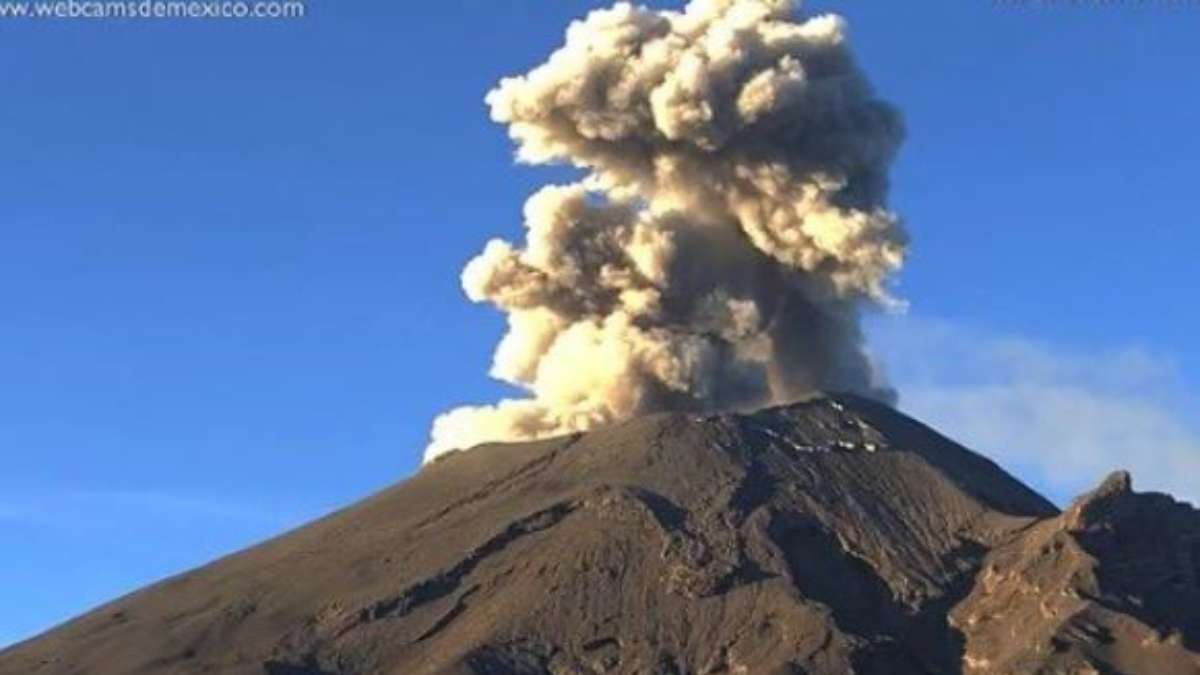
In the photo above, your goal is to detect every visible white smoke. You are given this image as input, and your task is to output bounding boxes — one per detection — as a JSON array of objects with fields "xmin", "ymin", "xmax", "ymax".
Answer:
[{"xmin": 427, "ymin": 0, "xmax": 907, "ymax": 460}]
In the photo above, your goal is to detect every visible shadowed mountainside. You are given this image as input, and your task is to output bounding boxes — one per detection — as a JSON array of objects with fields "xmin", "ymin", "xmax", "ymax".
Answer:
[{"xmin": 2, "ymin": 394, "xmax": 1197, "ymax": 674}]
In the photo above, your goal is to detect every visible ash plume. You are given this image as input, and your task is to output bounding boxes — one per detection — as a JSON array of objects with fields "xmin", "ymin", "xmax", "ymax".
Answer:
[{"xmin": 427, "ymin": 0, "xmax": 907, "ymax": 460}]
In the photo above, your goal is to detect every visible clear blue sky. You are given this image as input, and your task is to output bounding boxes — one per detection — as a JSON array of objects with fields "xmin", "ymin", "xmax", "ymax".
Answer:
[{"xmin": 2, "ymin": 0, "xmax": 1198, "ymax": 648}]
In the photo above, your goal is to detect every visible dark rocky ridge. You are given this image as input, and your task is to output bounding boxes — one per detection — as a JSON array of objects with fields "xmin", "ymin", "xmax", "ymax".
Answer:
[{"xmin": 1, "ymin": 394, "xmax": 1197, "ymax": 674}]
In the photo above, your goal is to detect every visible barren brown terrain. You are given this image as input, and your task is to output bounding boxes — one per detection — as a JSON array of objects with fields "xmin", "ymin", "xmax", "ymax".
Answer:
[{"xmin": 3, "ymin": 395, "xmax": 1197, "ymax": 674}]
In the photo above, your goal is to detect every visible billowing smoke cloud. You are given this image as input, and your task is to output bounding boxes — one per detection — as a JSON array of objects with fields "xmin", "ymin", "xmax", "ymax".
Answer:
[{"xmin": 426, "ymin": 0, "xmax": 906, "ymax": 460}]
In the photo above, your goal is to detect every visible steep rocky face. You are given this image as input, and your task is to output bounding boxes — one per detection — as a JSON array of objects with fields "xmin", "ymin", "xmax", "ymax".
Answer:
[
  {"xmin": 953, "ymin": 471, "xmax": 1200, "ymax": 675},
  {"xmin": 1, "ymin": 395, "xmax": 1196, "ymax": 675}
]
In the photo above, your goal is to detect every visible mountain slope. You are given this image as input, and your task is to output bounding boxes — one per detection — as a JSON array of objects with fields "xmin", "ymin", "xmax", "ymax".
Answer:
[
  {"xmin": 953, "ymin": 470, "xmax": 1200, "ymax": 674},
  {"xmin": 2, "ymin": 395, "xmax": 1196, "ymax": 675}
]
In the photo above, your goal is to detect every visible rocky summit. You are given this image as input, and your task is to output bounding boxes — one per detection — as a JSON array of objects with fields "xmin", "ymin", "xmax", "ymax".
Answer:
[{"xmin": 2, "ymin": 395, "xmax": 1197, "ymax": 674}]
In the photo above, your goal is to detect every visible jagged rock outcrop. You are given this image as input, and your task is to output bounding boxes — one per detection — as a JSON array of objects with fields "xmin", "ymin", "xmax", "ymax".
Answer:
[
  {"xmin": 953, "ymin": 471, "xmax": 1200, "ymax": 674},
  {"xmin": 1, "ymin": 395, "xmax": 1196, "ymax": 674}
]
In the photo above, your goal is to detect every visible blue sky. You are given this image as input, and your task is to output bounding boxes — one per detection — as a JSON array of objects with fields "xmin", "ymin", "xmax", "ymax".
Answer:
[{"xmin": 2, "ymin": 0, "xmax": 1198, "ymax": 649}]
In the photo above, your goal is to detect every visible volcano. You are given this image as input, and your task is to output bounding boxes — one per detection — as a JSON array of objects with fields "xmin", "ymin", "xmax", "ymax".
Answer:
[{"xmin": 2, "ymin": 395, "xmax": 1197, "ymax": 674}]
